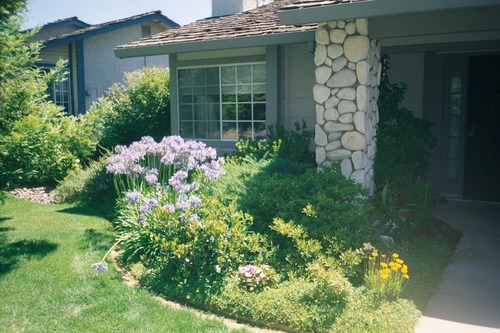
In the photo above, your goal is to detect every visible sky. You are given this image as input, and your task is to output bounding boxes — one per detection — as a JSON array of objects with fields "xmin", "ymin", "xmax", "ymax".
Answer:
[{"xmin": 23, "ymin": 0, "xmax": 212, "ymax": 29}]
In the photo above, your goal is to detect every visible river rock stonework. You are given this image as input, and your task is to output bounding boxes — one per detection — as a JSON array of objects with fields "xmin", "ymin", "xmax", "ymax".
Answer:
[{"xmin": 313, "ymin": 19, "xmax": 380, "ymax": 194}]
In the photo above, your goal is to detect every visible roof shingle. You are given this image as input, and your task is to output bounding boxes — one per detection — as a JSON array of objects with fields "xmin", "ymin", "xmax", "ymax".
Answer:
[{"xmin": 116, "ymin": 0, "xmax": 317, "ymax": 51}]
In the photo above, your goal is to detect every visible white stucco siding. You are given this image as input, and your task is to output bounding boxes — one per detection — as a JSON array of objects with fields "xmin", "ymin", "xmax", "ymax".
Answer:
[
  {"xmin": 83, "ymin": 25, "xmax": 169, "ymax": 108},
  {"xmin": 385, "ymin": 52, "xmax": 425, "ymax": 118},
  {"xmin": 281, "ymin": 43, "xmax": 316, "ymax": 132}
]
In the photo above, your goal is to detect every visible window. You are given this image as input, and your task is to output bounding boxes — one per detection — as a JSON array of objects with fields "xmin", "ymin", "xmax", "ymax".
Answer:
[
  {"xmin": 44, "ymin": 67, "xmax": 72, "ymax": 114},
  {"xmin": 178, "ymin": 63, "xmax": 266, "ymax": 140}
]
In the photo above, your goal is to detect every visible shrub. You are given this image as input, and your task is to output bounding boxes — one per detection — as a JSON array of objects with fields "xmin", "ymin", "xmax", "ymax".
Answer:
[
  {"xmin": 103, "ymin": 136, "xmax": 268, "ymax": 298},
  {"xmin": 0, "ymin": 106, "xmax": 96, "ymax": 186},
  {"xmin": 231, "ymin": 121, "xmax": 314, "ymax": 164},
  {"xmin": 329, "ymin": 287, "xmax": 420, "ymax": 333},
  {"xmin": 84, "ymin": 67, "xmax": 171, "ymax": 151},
  {"xmin": 237, "ymin": 164, "xmax": 375, "ymax": 274},
  {"xmin": 374, "ymin": 58, "xmax": 437, "ymax": 232},
  {"xmin": 54, "ymin": 155, "xmax": 116, "ymax": 214},
  {"xmin": 214, "ymin": 270, "xmax": 352, "ymax": 333},
  {"xmin": 0, "ymin": 8, "xmax": 96, "ymax": 187}
]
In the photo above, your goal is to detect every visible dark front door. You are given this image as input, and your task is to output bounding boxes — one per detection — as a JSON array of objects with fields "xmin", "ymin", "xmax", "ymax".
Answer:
[{"xmin": 464, "ymin": 56, "xmax": 500, "ymax": 202}]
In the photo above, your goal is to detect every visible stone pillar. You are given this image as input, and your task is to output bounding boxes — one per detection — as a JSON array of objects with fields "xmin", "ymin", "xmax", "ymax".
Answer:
[{"xmin": 313, "ymin": 19, "xmax": 381, "ymax": 194}]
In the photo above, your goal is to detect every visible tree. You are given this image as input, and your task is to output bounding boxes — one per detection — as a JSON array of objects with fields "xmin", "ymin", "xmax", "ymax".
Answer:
[{"xmin": 0, "ymin": 0, "xmax": 96, "ymax": 187}]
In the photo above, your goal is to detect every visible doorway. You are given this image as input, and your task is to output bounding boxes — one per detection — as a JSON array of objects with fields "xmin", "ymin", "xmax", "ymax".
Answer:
[{"xmin": 464, "ymin": 56, "xmax": 500, "ymax": 202}]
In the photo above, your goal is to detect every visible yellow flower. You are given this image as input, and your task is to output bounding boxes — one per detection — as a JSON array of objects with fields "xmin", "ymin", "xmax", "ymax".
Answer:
[
  {"xmin": 380, "ymin": 273, "xmax": 389, "ymax": 279},
  {"xmin": 392, "ymin": 253, "xmax": 399, "ymax": 259},
  {"xmin": 403, "ymin": 274, "xmax": 410, "ymax": 279},
  {"xmin": 401, "ymin": 265, "xmax": 408, "ymax": 274},
  {"xmin": 389, "ymin": 261, "xmax": 395, "ymax": 267},
  {"xmin": 372, "ymin": 252, "xmax": 378, "ymax": 258},
  {"xmin": 396, "ymin": 258, "xmax": 404, "ymax": 264},
  {"xmin": 381, "ymin": 254, "xmax": 387, "ymax": 259},
  {"xmin": 381, "ymin": 262, "xmax": 388, "ymax": 268}
]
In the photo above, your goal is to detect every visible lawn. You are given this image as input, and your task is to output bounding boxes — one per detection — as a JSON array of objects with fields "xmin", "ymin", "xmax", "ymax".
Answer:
[{"xmin": 0, "ymin": 196, "xmax": 249, "ymax": 333}]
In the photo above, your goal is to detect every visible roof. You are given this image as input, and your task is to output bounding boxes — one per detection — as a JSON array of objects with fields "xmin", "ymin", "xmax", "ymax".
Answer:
[
  {"xmin": 114, "ymin": 0, "xmax": 317, "ymax": 59},
  {"xmin": 279, "ymin": 0, "xmax": 500, "ymax": 25},
  {"xmin": 42, "ymin": 11, "xmax": 180, "ymax": 49},
  {"xmin": 38, "ymin": 16, "xmax": 90, "ymax": 31},
  {"xmin": 23, "ymin": 16, "xmax": 90, "ymax": 34}
]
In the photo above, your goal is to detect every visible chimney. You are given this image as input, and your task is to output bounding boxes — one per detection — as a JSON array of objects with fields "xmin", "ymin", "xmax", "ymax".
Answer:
[{"xmin": 212, "ymin": 0, "xmax": 274, "ymax": 17}]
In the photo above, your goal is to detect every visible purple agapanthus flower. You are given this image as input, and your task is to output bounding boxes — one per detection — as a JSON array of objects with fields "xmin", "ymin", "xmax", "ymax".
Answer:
[
  {"xmin": 188, "ymin": 195, "xmax": 202, "ymax": 208},
  {"xmin": 91, "ymin": 260, "xmax": 108, "ymax": 273},
  {"xmin": 140, "ymin": 198, "xmax": 158, "ymax": 213},
  {"xmin": 175, "ymin": 195, "xmax": 190, "ymax": 211},
  {"xmin": 137, "ymin": 215, "xmax": 147, "ymax": 224},
  {"xmin": 145, "ymin": 168, "xmax": 159, "ymax": 186},
  {"xmin": 162, "ymin": 203, "xmax": 175, "ymax": 213},
  {"xmin": 125, "ymin": 191, "xmax": 141, "ymax": 204}
]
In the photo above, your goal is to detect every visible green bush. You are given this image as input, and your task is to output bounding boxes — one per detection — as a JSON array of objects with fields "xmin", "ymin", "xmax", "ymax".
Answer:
[
  {"xmin": 85, "ymin": 67, "xmax": 171, "ymax": 150},
  {"xmin": 54, "ymin": 155, "xmax": 116, "ymax": 214},
  {"xmin": 117, "ymin": 194, "xmax": 268, "ymax": 299},
  {"xmin": 231, "ymin": 121, "xmax": 313, "ymax": 164},
  {"xmin": 329, "ymin": 287, "xmax": 420, "ymax": 333},
  {"xmin": 0, "ymin": 106, "xmax": 96, "ymax": 186},
  {"xmin": 237, "ymin": 164, "xmax": 375, "ymax": 273},
  {"xmin": 0, "ymin": 8, "xmax": 96, "ymax": 187},
  {"xmin": 374, "ymin": 59, "xmax": 437, "ymax": 231},
  {"xmin": 214, "ymin": 269, "xmax": 353, "ymax": 333},
  {"xmin": 375, "ymin": 75, "xmax": 436, "ymax": 188}
]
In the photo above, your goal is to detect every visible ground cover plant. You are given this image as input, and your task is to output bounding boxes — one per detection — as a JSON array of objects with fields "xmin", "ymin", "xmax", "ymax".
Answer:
[{"xmin": 0, "ymin": 196, "xmax": 249, "ymax": 333}]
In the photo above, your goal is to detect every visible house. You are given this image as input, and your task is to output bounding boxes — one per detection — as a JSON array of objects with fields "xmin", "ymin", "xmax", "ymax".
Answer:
[
  {"xmin": 114, "ymin": 0, "xmax": 500, "ymax": 202},
  {"xmin": 32, "ymin": 11, "xmax": 179, "ymax": 115}
]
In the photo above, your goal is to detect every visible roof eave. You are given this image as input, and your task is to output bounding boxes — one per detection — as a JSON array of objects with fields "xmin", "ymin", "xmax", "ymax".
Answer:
[
  {"xmin": 278, "ymin": 0, "xmax": 500, "ymax": 25},
  {"xmin": 114, "ymin": 29, "xmax": 315, "ymax": 59}
]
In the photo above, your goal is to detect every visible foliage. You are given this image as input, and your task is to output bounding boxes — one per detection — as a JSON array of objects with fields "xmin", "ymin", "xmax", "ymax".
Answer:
[
  {"xmin": 329, "ymin": 287, "xmax": 421, "ymax": 333},
  {"xmin": 54, "ymin": 155, "xmax": 116, "ymax": 214},
  {"xmin": 375, "ymin": 70, "xmax": 436, "ymax": 188},
  {"xmin": 84, "ymin": 67, "xmax": 171, "ymax": 151},
  {"xmin": 105, "ymin": 136, "xmax": 267, "ymax": 298},
  {"xmin": 237, "ymin": 164, "xmax": 375, "ymax": 274},
  {"xmin": 232, "ymin": 121, "xmax": 314, "ymax": 164},
  {"xmin": 374, "ymin": 58, "xmax": 438, "ymax": 232},
  {"xmin": 237, "ymin": 264, "xmax": 279, "ymax": 293},
  {"xmin": 214, "ymin": 272, "xmax": 353, "ymax": 333},
  {"xmin": 364, "ymin": 251, "xmax": 409, "ymax": 300},
  {"xmin": 0, "ymin": 105, "xmax": 96, "ymax": 186},
  {"xmin": 0, "ymin": 2, "xmax": 96, "ymax": 187}
]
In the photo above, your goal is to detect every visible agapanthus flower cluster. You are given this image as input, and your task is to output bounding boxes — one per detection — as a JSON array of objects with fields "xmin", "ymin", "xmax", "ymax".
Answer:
[
  {"xmin": 107, "ymin": 136, "xmax": 225, "ymax": 193},
  {"xmin": 107, "ymin": 136, "xmax": 226, "ymax": 228},
  {"xmin": 91, "ymin": 260, "xmax": 108, "ymax": 274}
]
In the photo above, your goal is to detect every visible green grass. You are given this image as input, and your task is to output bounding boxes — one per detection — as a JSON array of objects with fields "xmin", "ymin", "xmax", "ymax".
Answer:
[{"xmin": 0, "ymin": 196, "xmax": 249, "ymax": 333}]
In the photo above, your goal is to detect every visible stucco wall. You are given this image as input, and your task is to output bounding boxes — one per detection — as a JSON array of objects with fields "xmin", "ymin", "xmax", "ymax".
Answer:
[
  {"xmin": 280, "ymin": 43, "xmax": 316, "ymax": 132},
  {"xmin": 83, "ymin": 25, "xmax": 169, "ymax": 109}
]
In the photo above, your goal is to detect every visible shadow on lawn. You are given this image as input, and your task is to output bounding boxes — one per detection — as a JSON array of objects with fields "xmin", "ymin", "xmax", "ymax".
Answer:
[
  {"xmin": 0, "ymin": 227, "xmax": 58, "ymax": 276},
  {"xmin": 57, "ymin": 205, "xmax": 107, "ymax": 218},
  {"xmin": 80, "ymin": 228, "xmax": 114, "ymax": 252}
]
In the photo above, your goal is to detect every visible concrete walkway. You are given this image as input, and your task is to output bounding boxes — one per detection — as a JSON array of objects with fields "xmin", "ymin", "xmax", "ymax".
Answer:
[{"xmin": 415, "ymin": 200, "xmax": 500, "ymax": 333}]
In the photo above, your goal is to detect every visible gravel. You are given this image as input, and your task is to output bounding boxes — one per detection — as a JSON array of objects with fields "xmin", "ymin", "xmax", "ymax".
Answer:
[{"xmin": 8, "ymin": 186, "xmax": 59, "ymax": 204}]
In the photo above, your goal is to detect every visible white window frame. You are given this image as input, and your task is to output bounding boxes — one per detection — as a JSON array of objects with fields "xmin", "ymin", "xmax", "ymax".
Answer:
[{"xmin": 177, "ymin": 62, "xmax": 266, "ymax": 141}]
